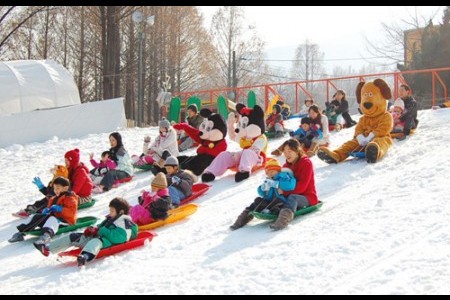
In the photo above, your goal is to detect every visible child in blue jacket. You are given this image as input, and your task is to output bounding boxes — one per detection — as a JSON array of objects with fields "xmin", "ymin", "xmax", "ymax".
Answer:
[
  {"xmin": 289, "ymin": 117, "xmax": 323, "ymax": 149},
  {"xmin": 230, "ymin": 159, "xmax": 296, "ymax": 230}
]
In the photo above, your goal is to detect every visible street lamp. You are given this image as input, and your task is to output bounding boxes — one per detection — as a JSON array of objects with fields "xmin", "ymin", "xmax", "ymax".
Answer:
[{"xmin": 132, "ymin": 11, "xmax": 155, "ymax": 127}]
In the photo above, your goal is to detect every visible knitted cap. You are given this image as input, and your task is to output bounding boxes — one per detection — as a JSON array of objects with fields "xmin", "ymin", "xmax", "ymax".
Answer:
[
  {"xmin": 393, "ymin": 99, "xmax": 405, "ymax": 111},
  {"xmin": 64, "ymin": 148, "xmax": 80, "ymax": 167},
  {"xmin": 151, "ymin": 172, "xmax": 168, "ymax": 189},
  {"xmin": 164, "ymin": 156, "xmax": 179, "ymax": 167},
  {"xmin": 159, "ymin": 118, "xmax": 171, "ymax": 129},
  {"xmin": 265, "ymin": 159, "xmax": 282, "ymax": 172}
]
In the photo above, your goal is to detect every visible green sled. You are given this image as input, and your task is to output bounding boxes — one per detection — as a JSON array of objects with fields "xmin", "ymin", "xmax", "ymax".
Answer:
[
  {"xmin": 169, "ymin": 97, "xmax": 182, "ymax": 123},
  {"xmin": 251, "ymin": 201, "xmax": 323, "ymax": 220},
  {"xmin": 78, "ymin": 199, "xmax": 97, "ymax": 210},
  {"xmin": 217, "ymin": 95, "xmax": 229, "ymax": 119},
  {"xmin": 264, "ymin": 128, "xmax": 289, "ymax": 139},
  {"xmin": 26, "ymin": 216, "xmax": 98, "ymax": 236},
  {"xmin": 247, "ymin": 91, "xmax": 257, "ymax": 109}
]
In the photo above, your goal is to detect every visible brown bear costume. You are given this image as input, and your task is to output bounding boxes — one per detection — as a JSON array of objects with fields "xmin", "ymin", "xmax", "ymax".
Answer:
[{"xmin": 318, "ymin": 79, "xmax": 393, "ymax": 164}]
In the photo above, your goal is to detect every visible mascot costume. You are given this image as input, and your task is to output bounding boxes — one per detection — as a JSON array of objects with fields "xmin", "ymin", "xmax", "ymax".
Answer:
[
  {"xmin": 318, "ymin": 79, "xmax": 393, "ymax": 164},
  {"xmin": 202, "ymin": 104, "xmax": 268, "ymax": 183}
]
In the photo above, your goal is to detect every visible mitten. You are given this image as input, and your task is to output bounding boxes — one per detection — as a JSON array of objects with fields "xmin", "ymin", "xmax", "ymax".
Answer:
[
  {"xmin": 42, "ymin": 208, "xmax": 50, "ymax": 214},
  {"xmin": 311, "ymin": 124, "xmax": 321, "ymax": 131},
  {"xmin": 49, "ymin": 205, "xmax": 63, "ymax": 213},
  {"xmin": 288, "ymin": 130, "xmax": 294, "ymax": 137},
  {"xmin": 356, "ymin": 134, "xmax": 367, "ymax": 146},
  {"xmin": 84, "ymin": 226, "xmax": 99, "ymax": 237},
  {"xmin": 144, "ymin": 136, "xmax": 151, "ymax": 143},
  {"xmin": 32, "ymin": 177, "xmax": 45, "ymax": 189}
]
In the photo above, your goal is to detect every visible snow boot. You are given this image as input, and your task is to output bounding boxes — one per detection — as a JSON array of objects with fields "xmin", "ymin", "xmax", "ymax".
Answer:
[
  {"xmin": 274, "ymin": 131, "xmax": 284, "ymax": 138},
  {"xmin": 365, "ymin": 142, "xmax": 379, "ymax": 163},
  {"xmin": 230, "ymin": 209, "xmax": 254, "ymax": 230},
  {"xmin": 235, "ymin": 171, "xmax": 250, "ymax": 182},
  {"xmin": 33, "ymin": 232, "xmax": 52, "ymax": 247},
  {"xmin": 269, "ymin": 208, "xmax": 294, "ymax": 231},
  {"xmin": 8, "ymin": 232, "xmax": 25, "ymax": 243},
  {"xmin": 34, "ymin": 242, "xmax": 50, "ymax": 257},
  {"xmin": 317, "ymin": 148, "xmax": 339, "ymax": 164},
  {"xmin": 201, "ymin": 172, "xmax": 215, "ymax": 183},
  {"xmin": 77, "ymin": 254, "xmax": 88, "ymax": 266}
]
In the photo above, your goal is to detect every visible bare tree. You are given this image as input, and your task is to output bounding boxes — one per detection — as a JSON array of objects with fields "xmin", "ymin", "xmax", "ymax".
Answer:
[{"xmin": 291, "ymin": 39, "xmax": 325, "ymax": 90}]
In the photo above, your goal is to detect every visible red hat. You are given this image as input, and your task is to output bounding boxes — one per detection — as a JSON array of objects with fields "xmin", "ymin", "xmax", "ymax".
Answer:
[{"xmin": 65, "ymin": 148, "xmax": 80, "ymax": 168}]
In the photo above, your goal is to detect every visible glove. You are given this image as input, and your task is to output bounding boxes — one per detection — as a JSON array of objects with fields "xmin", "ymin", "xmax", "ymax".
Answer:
[
  {"xmin": 171, "ymin": 176, "xmax": 181, "ymax": 185},
  {"xmin": 311, "ymin": 124, "xmax": 321, "ymax": 131},
  {"xmin": 138, "ymin": 195, "xmax": 144, "ymax": 205},
  {"xmin": 144, "ymin": 136, "xmax": 151, "ymax": 143},
  {"xmin": 84, "ymin": 226, "xmax": 99, "ymax": 237},
  {"xmin": 32, "ymin": 177, "xmax": 45, "ymax": 189},
  {"xmin": 49, "ymin": 205, "xmax": 63, "ymax": 213},
  {"xmin": 264, "ymin": 179, "xmax": 279, "ymax": 189},
  {"xmin": 42, "ymin": 208, "xmax": 50, "ymax": 214},
  {"xmin": 306, "ymin": 134, "xmax": 314, "ymax": 140},
  {"xmin": 288, "ymin": 130, "xmax": 294, "ymax": 137},
  {"xmin": 356, "ymin": 134, "xmax": 367, "ymax": 146}
]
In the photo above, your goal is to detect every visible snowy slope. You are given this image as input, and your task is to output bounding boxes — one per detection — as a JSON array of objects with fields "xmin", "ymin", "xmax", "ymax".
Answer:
[{"xmin": 0, "ymin": 109, "xmax": 449, "ymax": 295}]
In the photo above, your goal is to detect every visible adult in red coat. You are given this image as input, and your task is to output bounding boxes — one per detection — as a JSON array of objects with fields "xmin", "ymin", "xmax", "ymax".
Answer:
[
  {"xmin": 271, "ymin": 138, "xmax": 318, "ymax": 230},
  {"xmin": 65, "ymin": 149, "xmax": 93, "ymax": 204}
]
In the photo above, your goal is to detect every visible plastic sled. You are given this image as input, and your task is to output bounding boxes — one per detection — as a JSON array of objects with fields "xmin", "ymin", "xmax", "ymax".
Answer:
[
  {"xmin": 251, "ymin": 201, "xmax": 323, "ymax": 221},
  {"xmin": 229, "ymin": 158, "xmax": 275, "ymax": 173},
  {"xmin": 26, "ymin": 216, "xmax": 98, "ymax": 237},
  {"xmin": 57, "ymin": 231, "xmax": 156, "ymax": 260},
  {"xmin": 138, "ymin": 203, "xmax": 198, "ymax": 231}
]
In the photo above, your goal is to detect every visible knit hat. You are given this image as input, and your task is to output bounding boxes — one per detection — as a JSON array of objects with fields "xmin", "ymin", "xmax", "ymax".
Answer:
[
  {"xmin": 187, "ymin": 104, "xmax": 198, "ymax": 114},
  {"xmin": 164, "ymin": 156, "xmax": 179, "ymax": 167},
  {"xmin": 301, "ymin": 117, "xmax": 313, "ymax": 125},
  {"xmin": 159, "ymin": 118, "xmax": 171, "ymax": 129},
  {"xmin": 151, "ymin": 172, "xmax": 168, "ymax": 189},
  {"xmin": 265, "ymin": 159, "xmax": 282, "ymax": 172},
  {"xmin": 64, "ymin": 148, "xmax": 80, "ymax": 167},
  {"xmin": 393, "ymin": 99, "xmax": 405, "ymax": 111}
]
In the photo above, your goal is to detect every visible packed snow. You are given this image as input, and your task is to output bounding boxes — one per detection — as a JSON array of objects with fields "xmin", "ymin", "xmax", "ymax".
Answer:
[{"xmin": 0, "ymin": 108, "xmax": 449, "ymax": 295}]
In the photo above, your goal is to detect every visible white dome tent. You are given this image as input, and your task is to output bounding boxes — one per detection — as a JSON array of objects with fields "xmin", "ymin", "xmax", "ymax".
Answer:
[{"xmin": 0, "ymin": 59, "xmax": 80, "ymax": 116}]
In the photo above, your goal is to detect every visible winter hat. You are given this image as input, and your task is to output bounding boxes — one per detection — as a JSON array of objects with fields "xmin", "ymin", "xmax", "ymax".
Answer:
[
  {"xmin": 65, "ymin": 148, "xmax": 80, "ymax": 167},
  {"xmin": 109, "ymin": 197, "xmax": 130, "ymax": 215},
  {"xmin": 272, "ymin": 104, "xmax": 282, "ymax": 114},
  {"xmin": 301, "ymin": 117, "xmax": 313, "ymax": 125},
  {"xmin": 305, "ymin": 98, "xmax": 314, "ymax": 104},
  {"xmin": 393, "ymin": 99, "xmax": 405, "ymax": 111},
  {"xmin": 52, "ymin": 165, "xmax": 69, "ymax": 180},
  {"xmin": 265, "ymin": 159, "xmax": 282, "ymax": 172},
  {"xmin": 187, "ymin": 104, "xmax": 198, "ymax": 114},
  {"xmin": 151, "ymin": 172, "xmax": 168, "ymax": 189},
  {"xmin": 164, "ymin": 156, "xmax": 179, "ymax": 167},
  {"xmin": 159, "ymin": 118, "xmax": 171, "ymax": 129}
]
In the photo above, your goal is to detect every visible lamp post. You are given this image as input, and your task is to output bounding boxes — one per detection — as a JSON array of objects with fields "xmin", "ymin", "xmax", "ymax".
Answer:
[{"xmin": 132, "ymin": 11, "xmax": 154, "ymax": 127}]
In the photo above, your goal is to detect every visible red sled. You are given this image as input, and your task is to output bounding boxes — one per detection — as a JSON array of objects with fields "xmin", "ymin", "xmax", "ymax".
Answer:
[
  {"xmin": 58, "ymin": 231, "xmax": 156, "ymax": 260},
  {"xmin": 113, "ymin": 176, "xmax": 134, "ymax": 188},
  {"xmin": 179, "ymin": 183, "xmax": 210, "ymax": 206}
]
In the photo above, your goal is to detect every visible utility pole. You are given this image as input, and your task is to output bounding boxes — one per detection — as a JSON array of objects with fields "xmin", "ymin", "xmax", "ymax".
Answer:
[{"xmin": 232, "ymin": 50, "xmax": 237, "ymax": 101}]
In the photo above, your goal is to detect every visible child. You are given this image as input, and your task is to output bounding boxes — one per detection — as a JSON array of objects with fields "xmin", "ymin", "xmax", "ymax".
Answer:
[
  {"xmin": 12, "ymin": 165, "xmax": 69, "ymax": 218},
  {"xmin": 65, "ymin": 148, "xmax": 94, "ymax": 204},
  {"xmin": 164, "ymin": 156, "xmax": 197, "ymax": 207},
  {"xmin": 297, "ymin": 98, "xmax": 314, "ymax": 118},
  {"xmin": 289, "ymin": 117, "xmax": 323, "ymax": 149},
  {"xmin": 178, "ymin": 104, "xmax": 204, "ymax": 152},
  {"xmin": 35, "ymin": 197, "xmax": 138, "ymax": 266},
  {"xmin": 130, "ymin": 172, "xmax": 172, "ymax": 225},
  {"xmin": 390, "ymin": 99, "xmax": 405, "ymax": 133},
  {"xmin": 230, "ymin": 159, "xmax": 296, "ymax": 230},
  {"xmin": 9, "ymin": 177, "xmax": 78, "ymax": 245},
  {"xmin": 133, "ymin": 118, "xmax": 179, "ymax": 168},
  {"xmin": 265, "ymin": 104, "xmax": 284, "ymax": 138},
  {"xmin": 89, "ymin": 151, "xmax": 117, "ymax": 185}
]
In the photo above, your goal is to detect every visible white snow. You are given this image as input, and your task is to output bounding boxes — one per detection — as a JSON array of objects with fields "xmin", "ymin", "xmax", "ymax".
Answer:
[{"xmin": 1, "ymin": 108, "xmax": 450, "ymax": 295}]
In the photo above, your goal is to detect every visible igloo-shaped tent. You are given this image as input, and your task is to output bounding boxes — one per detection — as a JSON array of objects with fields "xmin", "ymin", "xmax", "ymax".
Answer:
[{"xmin": 0, "ymin": 59, "xmax": 80, "ymax": 116}]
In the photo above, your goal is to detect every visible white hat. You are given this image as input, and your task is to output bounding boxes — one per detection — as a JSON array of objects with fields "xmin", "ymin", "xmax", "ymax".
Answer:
[{"xmin": 393, "ymin": 99, "xmax": 405, "ymax": 111}]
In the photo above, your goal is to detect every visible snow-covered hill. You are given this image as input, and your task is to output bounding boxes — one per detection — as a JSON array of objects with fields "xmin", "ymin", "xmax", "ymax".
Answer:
[{"xmin": 1, "ymin": 108, "xmax": 449, "ymax": 295}]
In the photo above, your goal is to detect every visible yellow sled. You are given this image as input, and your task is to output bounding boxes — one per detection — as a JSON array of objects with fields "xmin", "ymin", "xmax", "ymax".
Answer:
[{"xmin": 138, "ymin": 203, "xmax": 199, "ymax": 231}]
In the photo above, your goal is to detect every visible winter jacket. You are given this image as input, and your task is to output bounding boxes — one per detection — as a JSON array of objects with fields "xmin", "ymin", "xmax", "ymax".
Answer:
[
  {"xmin": 399, "ymin": 96, "xmax": 418, "ymax": 135},
  {"xmin": 110, "ymin": 146, "xmax": 134, "ymax": 176},
  {"xmin": 176, "ymin": 123, "xmax": 227, "ymax": 158},
  {"xmin": 90, "ymin": 158, "xmax": 117, "ymax": 176},
  {"xmin": 68, "ymin": 163, "xmax": 93, "ymax": 198},
  {"xmin": 144, "ymin": 128, "xmax": 179, "ymax": 159},
  {"xmin": 310, "ymin": 114, "xmax": 330, "ymax": 144},
  {"xmin": 326, "ymin": 99, "xmax": 349, "ymax": 115},
  {"xmin": 283, "ymin": 156, "xmax": 318, "ymax": 206},
  {"xmin": 391, "ymin": 111, "xmax": 405, "ymax": 131},
  {"xmin": 187, "ymin": 114, "xmax": 204, "ymax": 129},
  {"xmin": 130, "ymin": 189, "xmax": 171, "ymax": 225},
  {"xmin": 291, "ymin": 127, "xmax": 323, "ymax": 141},
  {"xmin": 46, "ymin": 191, "xmax": 78, "ymax": 225},
  {"xmin": 265, "ymin": 113, "xmax": 284, "ymax": 130},
  {"xmin": 97, "ymin": 214, "xmax": 138, "ymax": 249},
  {"xmin": 257, "ymin": 168, "xmax": 296, "ymax": 201},
  {"xmin": 167, "ymin": 170, "xmax": 195, "ymax": 197}
]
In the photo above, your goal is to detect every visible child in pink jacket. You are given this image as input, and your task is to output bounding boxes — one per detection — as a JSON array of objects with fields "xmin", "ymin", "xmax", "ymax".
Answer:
[
  {"xmin": 130, "ymin": 172, "xmax": 172, "ymax": 225},
  {"xmin": 89, "ymin": 151, "xmax": 117, "ymax": 185}
]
